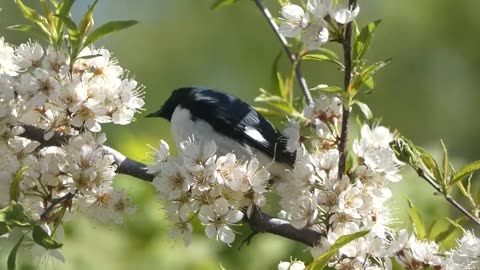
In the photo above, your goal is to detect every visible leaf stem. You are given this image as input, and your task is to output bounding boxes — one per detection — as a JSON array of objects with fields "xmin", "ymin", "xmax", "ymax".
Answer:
[
  {"xmin": 253, "ymin": 0, "xmax": 313, "ymax": 106},
  {"xmin": 337, "ymin": 0, "xmax": 357, "ymax": 180}
]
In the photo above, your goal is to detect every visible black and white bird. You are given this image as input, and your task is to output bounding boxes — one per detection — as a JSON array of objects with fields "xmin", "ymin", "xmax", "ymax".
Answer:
[{"xmin": 146, "ymin": 87, "xmax": 295, "ymax": 178}]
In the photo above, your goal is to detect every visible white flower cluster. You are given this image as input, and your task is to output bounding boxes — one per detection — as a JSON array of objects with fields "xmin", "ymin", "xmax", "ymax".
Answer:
[
  {"xmin": 0, "ymin": 38, "xmax": 142, "ymax": 228},
  {"xmin": 280, "ymin": 95, "xmax": 480, "ymax": 268},
  {"xmin": 279, "ymin": 0, "xmax": 360, "ymax": 50},
  {"xmin": 278, "ymin": 228, "xmax": 480, "ymax": 269},
  {"xmin": 284, "ymin": 94, "xmax": 342, "ymax": 151},
  {"xmin": 446, "ymin": 231, "xmax": 480, "ymax": 269},
  {"xmin": 148, "ymin": 136, "xmax": 271, "ymax": 246},
  {"xmin": 385, "ymin": 228, "xmax": 480, "ymax": 269},
  {"xmin": 280, "ymin": 95, "xmax": 404, "ymax": 268},
  {"xmin": 388, "ymin": 229, "xmax": 443, "ymax": 268}
]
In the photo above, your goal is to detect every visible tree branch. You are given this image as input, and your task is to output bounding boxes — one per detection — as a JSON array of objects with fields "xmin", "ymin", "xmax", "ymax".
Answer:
[
  {"xmin": 19, "ymin": 124, "xmax": 324, "ymax": 245},
  {"xmin": 247, "ymin": 206, "xmax": 322, "ymax": 246},
  {"xmin": 337, "ymin": 0, "xmax": 357, "ymax": 180},
  {"xmin": 414, "ymin": 167, "xmax": 480, "ymax": 226},
  {"xmin": 253, "ymin": 0, "xmax": 314, "ymax": 106}
]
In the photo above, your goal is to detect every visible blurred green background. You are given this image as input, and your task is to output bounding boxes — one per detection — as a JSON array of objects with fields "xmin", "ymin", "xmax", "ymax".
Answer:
[{"xmin": 1, "ymin": 0, "xmax": 480, "ymax": 269}]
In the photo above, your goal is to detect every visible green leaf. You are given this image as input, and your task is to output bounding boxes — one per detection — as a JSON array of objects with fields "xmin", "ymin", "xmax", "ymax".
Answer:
[
  {"xmin": 308, "ymin": 230, "xmax": 370, "ymax": 270},
  {"xmin": 83, "ymin": 20, "xmax": 138, "ymax": 48},
  {"xmin": 360, "ymin": 59, "xmax": 391, "ymax": 80},
  {"xmin": 407, "ymin": 200, "xmax": 426, "ymax": 240},
  {"xmin": 310, "ymin": 84, "xmax": 343, "ymax": 92},
  {"xmin": 211, "ymin": 0, "xmax": 239, "ymax": 10},
  {"xmin": 396, "ymin": 138, "xmax": 442, "ymax": 182},
  {"xmin": 390, "ymin": 257, "xmax": 407, "ymax": 270},
  {"xmin": 14, "ymin": 0, "xmax": 45, "ymax": 24},
  {"xmin": 254, "ymin": 107, "xmax": 283, "ymax": 118},
  {"xmin": 0, "ymin": 203, "xmax": 31, "ymax": 227},
  {"xmin": 434, "ymin": 217, "xmax": 466, "ymax": 244},
  {"xmin": 352, "ymin": 100, "xmax": 373, "ymax": 119},
  {"xmin": 7, "ymin": 24, "xmax": 49, "ymax": 41},
  {"xmin": 362, "ymin": 76, "xmax": 375, "ymax": 90},
  {"xmin": 56, "ymin": 14, "xmax": 80, "ymax": 42},
  {"xmin": 441, "ymin": 140, "xmax": 448, "ymax": 185},
  {"xmin": 9, "ymin": 167, "xmax": 29, "ymax": 202},
  {"xmin": 57, "ymin": 0, "xmax": 75, "ymax": 16},
  {"xmin": 354, "ymin": 20, "xmax": 382, "ymax": 60},
  {"xmin": 302, "ymin": 54, "xmax": 344, "ymax": 68},
  {"xmin": 450, "ymin": 160, "xmax": 480, "ymax": 186},
  {"xmin": 390, "ymin": 139, "xmax": 418, "ymax": 165},
  {"xmin": 7, "ymin": 234, "xmax": 24, "ymax": 270},
  {"xmin": 254, "ymin": 93, "xmax": 294, "ymax": 113},
  {"xmin": 79, "ymin": 0, "xmax": 98, "ymax": 37},
  {"xmin": 32, "ymin": 225, "xmax": 63, "ymax": 249},
  {"xmin": 269, "ymin": 49, "xmax": 284, "ymax": 97},
  {"xmin": 445, "ymin": 217, "xmax": 466, "ymax": 234},
  {"xmin": 420, "ymin": 152, "xmax": 442, "ymax": 183},
  {"xmin": 350, "ymin": 59, "xmax": 391, "ymax": 95},
  {"xmin": 0, "ymin": 222, "xmax": 9, "ymax": 236}
]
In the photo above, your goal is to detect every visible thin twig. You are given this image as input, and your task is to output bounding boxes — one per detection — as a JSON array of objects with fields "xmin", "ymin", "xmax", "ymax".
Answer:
[
  {"xmin": 40, "ymin": 192, "xmax": 75, "ymax": 221},
  {"xmin": 19, "ymin": 125, "xmax": 325, "ymax": 245},
  {"xmin": 337, "ymin": 0, "xmax": 357, "ymax": 180},
  {"xmin": 415, "ymin": 168, "xmax": 480, "ymax": 226},
  {"xmin": 253, "ymin": 0, "xmax": 313, "ymax": 106}
]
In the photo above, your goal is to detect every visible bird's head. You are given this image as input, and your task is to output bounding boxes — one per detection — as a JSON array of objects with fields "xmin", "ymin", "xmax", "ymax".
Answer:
[{"xmin": 145, "ymin": 87, "xmax": 197, "ymax": 121}]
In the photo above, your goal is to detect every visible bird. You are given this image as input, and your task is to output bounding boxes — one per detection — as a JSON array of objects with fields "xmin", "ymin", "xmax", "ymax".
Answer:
[{"xmin": 146, "ymin": 87, "xmax": 296, "ymax": 178}]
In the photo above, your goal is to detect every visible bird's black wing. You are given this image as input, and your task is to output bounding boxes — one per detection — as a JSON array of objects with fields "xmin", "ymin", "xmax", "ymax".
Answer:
[{"xmin": 184, "ymin": 88, "xmax": 296, "ymax": 166}]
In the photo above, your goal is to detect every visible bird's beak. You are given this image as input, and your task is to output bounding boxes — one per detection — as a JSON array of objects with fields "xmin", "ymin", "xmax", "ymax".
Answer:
[{"xmin": 145, "ymin": 108, "xmax": 163, "ymax": 118}]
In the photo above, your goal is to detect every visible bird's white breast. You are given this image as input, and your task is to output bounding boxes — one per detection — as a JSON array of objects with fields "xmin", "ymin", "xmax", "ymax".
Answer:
[
  {"xmin": 170, "ymin": 106, "xmax": 289, "ymax": 178},
  {"xmin": 171, "ymin": 106, "xmax": 255, "ymax": 158}
]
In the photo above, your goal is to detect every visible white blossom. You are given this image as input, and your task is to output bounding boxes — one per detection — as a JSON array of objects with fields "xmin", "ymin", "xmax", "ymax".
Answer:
[
  {"xmin": 409, "ymin": 235, "xmax": 443, "ymax": 266},
  {"xmin": 168, "ymin": 215, "xmax": 194, "ymax": 247},
  {"xmin": 329, "ymin": 0, "xmax": 360, "ymax": 24},
  {"xmin": 279, "ymin": 4, "xmax": 309, "ymax": 38},
  {"xmin": 198, "ymin": 197, "xmax": 243, "ymax": 244},
  {"xmin": 153, "ymin": 159, "xmax": 189, "ymax": 200},
  {"xmin": 278, "ymin": 260, "xmax": 306, "ymax": 270},
  {"xmin": 0, "ymin": 37, "xmax": 19, "ymax": 75},
  {"xmin": 284, "ymin": 119, "xmax": 301, "ymax": 153},
  {"xmin": 60, "ymin": 132, "xmax": 117, "ymax": 192},
  {"xmin": 77, "ymin": 185, "xmax": 135, "ymax": 224},
  {"xmin": 179, "ymin": 136, "xmax": 217, "ymax": 191},
  {"xmin": 15, "ymin": 41, "xmax": 44, "ymax": 69},
  {"xmin": 307, "ymin": 0, "xmax": 332, "ymax": 19},
  {"xmin": 301, "ymin": 21, "xmax": 329, "ymax": 50},
  {"xmin": 229, "ymin": 157, "xmax": 270, "ymax": 194},
  {"xmin": 283, "ymin": 191, "xmax": 319, "ymax": 229}
]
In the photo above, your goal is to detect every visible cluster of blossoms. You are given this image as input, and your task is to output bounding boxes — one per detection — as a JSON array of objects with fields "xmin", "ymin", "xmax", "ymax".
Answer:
[
  {"xmin": 148, "ymin": 136, "xmax": 270, "ymax": 245},
  {"xmin": 279, "ymin": 0, "xmax": 360, "ymax": 50},
  {"xmin": 0, "ymin": 36, "xmax": 143, "ymax": 259},
  {"xmin": 278, "ymin": 95, "xmax": 480, "ymax": 269},
  {"xmin": 144, "ymin": 91, "xmax": 480, "ymax": 269}
]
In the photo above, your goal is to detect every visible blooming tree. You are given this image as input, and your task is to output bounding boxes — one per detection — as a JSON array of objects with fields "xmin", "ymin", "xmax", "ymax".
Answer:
[{"xmin": 1, "ymin": 0, "xmax": 479, "ymax": 269}]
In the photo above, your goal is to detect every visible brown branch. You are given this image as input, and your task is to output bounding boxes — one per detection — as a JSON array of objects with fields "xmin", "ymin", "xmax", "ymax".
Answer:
[
  {"xmin": 414, "ymin": 167, "xmax": 480, "ymax": 226},
  {"xmin": 21, "ymin": 125, "xmax": 154, "ymax": 181},
  {"xmin": 253, "ymin": 0, "xmax": 314, "ymax": 106},
  {"xmin": 247, "ymin": 206, "xmax": 323, "ymax": 246},
  {"xmin": 337, "ymin": 0, "xmax": 357, "ymax": 180},
  {"xmin": 19, "ymin": 124, "xmax": 325, "ymax": 246}
]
